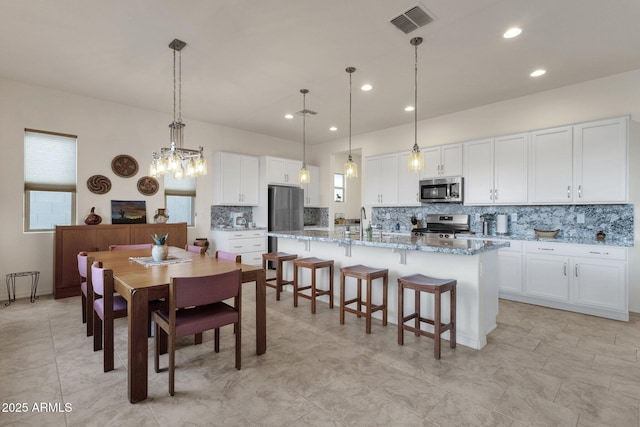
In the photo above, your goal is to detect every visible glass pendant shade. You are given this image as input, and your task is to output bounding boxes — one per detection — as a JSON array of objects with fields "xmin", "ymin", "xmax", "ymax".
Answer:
[
  {"xmin": 298, "ymin": 164, "xmax": 310, "ymax": 184},
  {"xmin": 408, "ymin": 144, "xmax": 424, "ymax": 171},
  {"xmin": 344, "ymin": 155, "xmax": 358, "ymax": 178}
]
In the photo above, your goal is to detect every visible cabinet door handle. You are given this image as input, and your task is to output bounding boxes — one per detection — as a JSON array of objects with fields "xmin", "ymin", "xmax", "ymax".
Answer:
[
  {"xmin": 539, "ymin": 248, "xmax": 554, "ymax": 251},
  {"xmin": 578, "ymin": 185, "xmax": 582, "ymax": 198},
  {"xmin": 489, "ymin": 189, "xmax": 493, "ymax": 200},
  {"xmin": 564, "ymin": 263, "xmax": 567, "ymax": 276},
  {"xmin": 575, "ymin": 264, "xmax": 579, "ymax": 277},
  {"xmin": 494, "ymin": 189, "xmax": 498, "ymax": 200},
  {"xmin": 567, "ymin": 186, "xmax": 571, "ymax": 198}
]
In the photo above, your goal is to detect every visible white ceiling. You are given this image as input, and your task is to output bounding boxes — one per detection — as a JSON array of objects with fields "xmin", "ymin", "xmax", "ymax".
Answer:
[{"xmin": 2, "ymin": 0, "xmax": 640, "ymax": 144}]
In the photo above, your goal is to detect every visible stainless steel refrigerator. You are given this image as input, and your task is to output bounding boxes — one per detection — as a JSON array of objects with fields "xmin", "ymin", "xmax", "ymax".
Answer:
[{"xmin": 268, "ymin": 185, "xmax": 304, "ymax": 257}]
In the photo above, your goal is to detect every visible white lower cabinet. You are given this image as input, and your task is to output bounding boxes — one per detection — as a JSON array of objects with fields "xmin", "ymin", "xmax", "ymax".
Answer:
[
  {"xmin": 524, "ymin": 253, "xmax": 570, "ymax": 302},
  {"xmin": 518, "ymin": 241, "xmax": 628, "ymax": 320},
  {"xmin": 211, "ymin": 229, "xmax": 266, "ymax": 266},
  {"xmin": 496, "ymin": 241, "xmax": 523, "ymax": 296}
]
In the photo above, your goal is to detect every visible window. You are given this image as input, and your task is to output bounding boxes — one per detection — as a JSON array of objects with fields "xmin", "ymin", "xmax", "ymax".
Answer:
[
  {"xmin": 24, "ymin": 129, "xmax": 77, "ymax": 231},
  {"xmin": 164, "ymin": 174, "xmax": 195, "ymax": 226},
  {"xmin": 334, "ymin": 173, "xmax": 344, "ymax": 202}
]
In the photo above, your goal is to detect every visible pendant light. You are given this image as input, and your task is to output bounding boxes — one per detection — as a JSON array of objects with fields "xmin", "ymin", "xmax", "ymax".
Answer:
[
  {"xmin": 298, "ymin": 89, "xmax": 311, "ymax": 184},
  {"xmin": 149, "ymin": 39, "xmax": 207, "ymax": 179},
  {"xmin": 407, "ymin": 37, "xmax": 424, "ymax": 172},
  {"xmin": 344, "ymin": 67, "xmax": 358, "ymax": 179}
]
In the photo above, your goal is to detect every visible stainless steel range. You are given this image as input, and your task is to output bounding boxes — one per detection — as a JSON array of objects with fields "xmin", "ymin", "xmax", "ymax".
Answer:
[{"xmin": 412, "ymin": 214, "xmax": 472, "ymax": 239}]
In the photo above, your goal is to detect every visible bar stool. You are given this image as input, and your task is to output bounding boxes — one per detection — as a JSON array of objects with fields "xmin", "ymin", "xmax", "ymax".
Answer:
[
  {"xmin": 262, "ymin": 252, "xmax": 297, "ymax": 301},
  {"xmin": 397, "ymin": 274, "xmax": 456, "ymax": 360},
  {"xmin": 340, "ymin": 265, "xmax": 388, "ymax": 334},
  {"xmin": 293, "ymin": 257, "xmax": 334, "ymax": 314}
]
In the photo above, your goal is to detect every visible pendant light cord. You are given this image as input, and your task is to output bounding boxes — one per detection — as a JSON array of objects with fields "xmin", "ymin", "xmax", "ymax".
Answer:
[
  {"xmin": 414, "ymin": 40, "xmax": 418, "ymax": 150},
  {"xmin": 349, "ymin": 70, "xmax": 352, "ymax": 159}
]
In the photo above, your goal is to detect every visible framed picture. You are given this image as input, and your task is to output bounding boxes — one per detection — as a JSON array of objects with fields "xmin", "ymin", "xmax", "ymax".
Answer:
[{"xmin": 111, "ymin": 200, "xmax": 147, "ymax": 224}]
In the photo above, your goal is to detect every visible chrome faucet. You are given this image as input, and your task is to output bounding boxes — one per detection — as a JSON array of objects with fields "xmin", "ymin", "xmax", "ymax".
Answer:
[{"xmin": 360, "ymin": 206, "xmax": 366, "ymax": 239}]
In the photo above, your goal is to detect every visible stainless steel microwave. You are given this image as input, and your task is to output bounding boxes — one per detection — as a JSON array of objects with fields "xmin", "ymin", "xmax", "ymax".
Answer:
[{"xmin": 419, "ymin": 176, "xmax": 464, "ymax": 203}]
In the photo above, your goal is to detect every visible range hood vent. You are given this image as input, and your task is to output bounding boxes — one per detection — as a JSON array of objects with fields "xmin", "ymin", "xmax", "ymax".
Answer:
[
  {"xmin": 296, "ymin": 109, "xmax": 317, "ymax": 116},
  {"xmin": 390, "ymin": 3, "xmax": 436, "ymax": 34}
]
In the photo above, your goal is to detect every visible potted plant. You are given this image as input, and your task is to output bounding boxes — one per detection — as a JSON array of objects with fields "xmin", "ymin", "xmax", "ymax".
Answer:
[{"xmin": 151, "ymin": 233, "xmax": 169, "ymax": 261}]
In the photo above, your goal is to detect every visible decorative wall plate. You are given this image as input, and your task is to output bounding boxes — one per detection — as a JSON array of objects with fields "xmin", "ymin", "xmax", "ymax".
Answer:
[
  {"xmin": 111, "ymin": 154, "xmax": 138, "ymax": 178},
  {"xmin": 86, "ymin": 174, "xmax": 112, "ymax": 194},
  {"xmin": 137, "ymin": 176, "xmax": 159, "ymax": 196}
]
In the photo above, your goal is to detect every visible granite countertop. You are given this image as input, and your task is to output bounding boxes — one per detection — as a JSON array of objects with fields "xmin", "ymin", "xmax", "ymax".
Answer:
[
  {"xmin": 265, "ymin": 230, "xmax": 509, "ymax": 255},
  {"xmin": 465, "ymin": 232, "xmax": 633, "ymax": 247},
  {"xmin": 212, "ymin": 226, "xmax": 267, "ymax": 232}
]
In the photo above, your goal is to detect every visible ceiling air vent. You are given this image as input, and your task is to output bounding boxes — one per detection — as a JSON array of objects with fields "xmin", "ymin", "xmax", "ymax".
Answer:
[
  {"xmin": 297, "ymin": 109, "xmax": 317, "ymax": 116},
  {"xmin": 390, "ymin": 3, "xmax": 436, "ymax": 34}
]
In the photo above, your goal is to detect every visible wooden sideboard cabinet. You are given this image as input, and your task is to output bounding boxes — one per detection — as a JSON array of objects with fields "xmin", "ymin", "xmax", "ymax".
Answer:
[{"xmin": 54, "ymin": 223, "xmax": 188, "ymax": 299}]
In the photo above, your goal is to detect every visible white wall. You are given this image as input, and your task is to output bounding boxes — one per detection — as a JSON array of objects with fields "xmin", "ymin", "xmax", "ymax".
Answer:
[
  {"xmin": 309, "ymin": 69, "xmax": 640, "ymax": 313},
  {"xmin": 0, "ymin": 77, "xmax": 301, "ymax": 300}
]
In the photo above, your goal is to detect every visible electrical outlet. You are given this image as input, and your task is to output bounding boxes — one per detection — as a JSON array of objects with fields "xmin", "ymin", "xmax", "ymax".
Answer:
[
  {"xmin": 577, "ymin": 213, "xmax": 585, "ymax": 224},
  {"xmin": 511, "ymin": 213, "xmax": 518, "ymax": 222}
]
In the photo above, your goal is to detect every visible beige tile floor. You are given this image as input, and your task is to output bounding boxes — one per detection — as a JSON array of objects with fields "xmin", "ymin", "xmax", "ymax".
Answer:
[{"xmin": 1, "ymin": 286, "xmax": 639, "ymax": 426}]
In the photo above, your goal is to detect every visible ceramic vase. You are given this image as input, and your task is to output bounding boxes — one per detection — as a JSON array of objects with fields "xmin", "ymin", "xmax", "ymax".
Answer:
[
  {"xmin": 154, "ymin": 208, "xmax": 169, "ymax": 224},
  {"xmin": 151, "ymin": 244, "xmax": 168, "ymax": 261}
]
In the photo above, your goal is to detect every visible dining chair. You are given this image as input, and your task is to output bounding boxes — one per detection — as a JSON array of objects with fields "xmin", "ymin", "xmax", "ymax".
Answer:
[
  {"xmin": 153, "ymin": 269, "xmax": 242, "ymax": 396},
  {"xmin": 91, "ymin": 261, "xmax": 128, "ymax": 372},
  {"xmin": 109, "ymin": 243, "xmax": 153, "ymax": 251},
  {"xmin": 77, "ymin": 252, "xmax": 94, "ymax": 336},
  {"xmin": 215, "ymin": 250, "xmax": 241, "ymax": 263},
  {"xmin": 185, "ymin": 244, "xmax": 207, "ymax": 255}
]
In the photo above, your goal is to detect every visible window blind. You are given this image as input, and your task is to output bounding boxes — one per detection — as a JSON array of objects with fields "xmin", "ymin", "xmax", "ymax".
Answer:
[
  {"xmin": 24, "ymin": 130, "xmax": 77, "ymax": 191},
  {"xmin": 164, "ymin": 173, "xmax": 196, "ymax": 197}
]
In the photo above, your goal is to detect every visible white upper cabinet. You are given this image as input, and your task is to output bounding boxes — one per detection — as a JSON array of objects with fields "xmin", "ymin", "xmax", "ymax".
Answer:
[
  {"xmin": 528, "ymin": 116, "xmax": 628, "ymax": 204},
  {"xmin": 364, "ymin": 153, "xmax": 399, "ymax": 206},
  {"xmin": 212, "ymin": 152, "xmax": 259, "ymax": 206},
  {"xmin": 573, "ymin": 116, "xmax": 628, "ymax": 203},
  {"xmin": 303, "ymin": 165, "xmax": 321, "ymax": 207},
  {"xmin": 398, "ymin": 152, "xmax": 422, "ymax": 206},
  {"xmin": 266, "ymin": 157, "xmax": 302, "ymax": 186},
  {"xmin": 464, "ymin": 133, "xmax": 527, "ymax": 205},
  {"xmin": 528, "ymin": 126, "xmax": 574, "ymax": 204},
  {"xmin": 421, "ymin": 144, "xmax": 463, "ymax": 178}
]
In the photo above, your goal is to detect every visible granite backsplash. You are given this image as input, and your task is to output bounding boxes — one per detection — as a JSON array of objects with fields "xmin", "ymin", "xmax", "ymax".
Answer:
[{"xmin": 371, "ymin": 204, "xmax": 634, "ymax": 242}]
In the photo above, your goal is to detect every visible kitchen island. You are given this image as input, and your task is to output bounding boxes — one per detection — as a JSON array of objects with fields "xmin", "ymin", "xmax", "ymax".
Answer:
[{"xmin": 266, "ymin": 230, "xmax": 509, "ymax": 350}]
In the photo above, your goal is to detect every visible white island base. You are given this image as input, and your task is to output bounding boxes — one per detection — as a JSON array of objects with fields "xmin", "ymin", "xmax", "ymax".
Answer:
[{"xmin": 275, "ymin": 237, "xmax": 499, "ymax": 350}]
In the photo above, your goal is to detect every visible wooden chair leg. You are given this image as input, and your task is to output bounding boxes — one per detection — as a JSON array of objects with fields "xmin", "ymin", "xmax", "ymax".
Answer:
[
  {"xmin": 339, "ymin": 272, "xmax": 346, "ymax": 325},
  {"xmin": 328, "ymin": 265, "xmax": 334, "ymax": 309},
  {"xmin": 434, "ymin": 290, "xmax": 441, "ymax": 360},
  {"xmin": 414, "ymin": 289, "xmax": 420, "ymax": 337},
  {"xmin": 398, "ymin": 283, "xmax": 404, "ymax": 345},
  {"xmin": 169, "ymin": 336, "xmax": 175, "ymax": 396},
  {"xmin": 93, "ymin": 312, "xmax": 103, "ymax": 351},
  {"xmin": 235, "ymin": 322, "xmax": 241, "ymax": 370},
  {"xmin": 311, "ymin": 268, "xmax": 317, "ymax": 314},
  {"xmin": 81, "ymin": 294, "xmax": 87, "ymax": 323},
  {"xmin": 214, "ymin": 328, "xmax": 220, "ymax": 353},
  {"xmin": 293, "ymin": 265, "xmax": 299, "ymax": 307},
  {"xmin": 104, "ymin": 314, "xmax": 114, "ymax": 372},
  {"xmin": 195, "ymin": 332, "xmax": 203, "ymax": 345},
  {"xmin": 154, "ymin": 320, "xmax": 160, "ymax": 373}
]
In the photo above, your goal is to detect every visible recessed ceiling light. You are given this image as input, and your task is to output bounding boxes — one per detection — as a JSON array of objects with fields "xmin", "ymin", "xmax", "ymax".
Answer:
[
  {"xmin": 361, "ymin": 84, "xmax": 372, "ymax": 91},
  {"xmin": 503, "ymin": 27, "xmax": 522, "ymax": 39},
  {"xmin": 405, "ymin": 106, "xmax": 415, "ymax": 112},
  {"xmin": 284, "ymin": 114, "xmax": 294, "ymax": 119},
  {"xmin": 530, "ymin": 69, "xmax": 546, "ymax": 77},
  {"xmin": 329, "ymin": 126, "xmax": 337, "ymax": 131}
]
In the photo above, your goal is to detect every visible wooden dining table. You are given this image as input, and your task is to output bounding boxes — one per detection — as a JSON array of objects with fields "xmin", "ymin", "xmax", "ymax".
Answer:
[{"xmin": 88, "ymin": 246, "xmax": 266, "ymax": 403}]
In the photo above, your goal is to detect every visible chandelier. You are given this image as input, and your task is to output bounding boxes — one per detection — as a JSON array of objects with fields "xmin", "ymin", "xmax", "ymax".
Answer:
[
  {"xmin": 344, "ymin": 67, "xmax": 358, "ymax": 179},
  {"xmin": 298, "ymin": 89, "xmax": 311, "ymax": 184},
  {"xmin": 407, "ymin": 37, "xmax": 424, "ymax": 172},
  {"xmin": 149, "ymin": 39, "xmax": 207, "ymax": 179}
]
